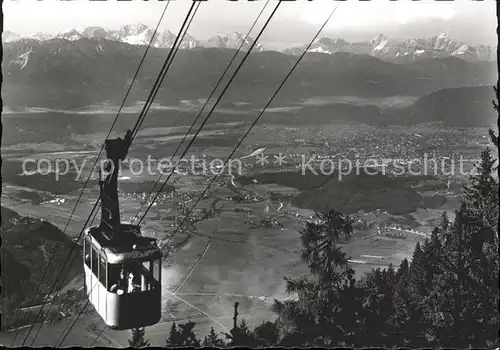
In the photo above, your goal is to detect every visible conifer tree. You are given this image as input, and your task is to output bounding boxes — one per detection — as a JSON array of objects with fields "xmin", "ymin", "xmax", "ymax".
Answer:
[
  {"xmin": 203, "ymin": 327, "xmax": 225, "ymax": 347},
  {"xmin": 165, "ymin": 322, "xmax": 181, "ymax": 347},
  {"xmin": 253, "ymin": 321, "xmax": 280, "ymax": 346},
  {"xmin": 440, "ymin": 211, "xmax": 449, "ymax": 231},
  {"xmin": 425, "ymin": 148, "xmax": 499, "ymax": 347},
  {"xmin": 391, "ymin": 258, "xmax": 411, "ymax": 345},
  {"xmin": 166, "ymin": 321, "xmax": 201, "ymax": 347},
  {"xmin": 272, "ymin": 210, "xmax": 356, "ymax": 346},
  {"xmin": 225, "ymin": 318, "xmax": 256, "ymax": 347},
  {"xmin": 408, "ymin": 242, "xmax": 426, "ymax": 297},
  {"xmin": 463, "ymin": 147, "xmax": 498, "ymax": 230},
  {"xmin": 178, "ymin": 321, "xmax": 201, "ymax": 347},
  {"xmin": 489, "ymin": 86, "xmax": 499, "ymax": 147},
  {"xmin": 421, "ymin": 231, "xmax": 442, "ymax": 290},
  {"xmin": 299, "ymin": 211, "xmax": 354, "ymax": 286},
  {"xmin": 128, "ymin": 327, "xmax": 150, "ymax": 348}
]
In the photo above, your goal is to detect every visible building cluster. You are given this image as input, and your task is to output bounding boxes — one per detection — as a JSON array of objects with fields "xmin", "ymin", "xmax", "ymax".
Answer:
[{"xmin": 245, "ymin": 217, "xmax": 283, "ymax": 229}]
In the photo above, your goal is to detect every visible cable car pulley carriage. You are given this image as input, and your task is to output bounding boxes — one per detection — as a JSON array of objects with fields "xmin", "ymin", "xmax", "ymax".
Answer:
[{"xmin": 83, "ymin": 130, "xmax": 162, "ymax": 330}]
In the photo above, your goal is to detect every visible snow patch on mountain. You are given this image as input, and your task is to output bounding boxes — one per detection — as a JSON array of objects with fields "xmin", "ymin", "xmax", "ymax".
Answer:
[
  {"xmin": 57, "ymin": 28, "xmax": 84, "ymax": 41},
  {"xmin": 373, "ymin": 39, "xmax": 389, "ymax": 52},
  {"xmin": 309, "ymin": 46, "xmax": 331, "ymax": 54},
  {"xmin": 122, "ymin": 34, "xmax": 150, "ymax": 46},
  {"xmin": 14, "ymin": 50, "xmax": 32, "ymax": 69},
  {"xmin": 206, "ymin": 32, "xmax": 264, "ymax": 52},
  {"xmin": 180, "ymin": 33, "xmax": 202, "ymax": 49},
  {"xmin": 26, "ymin": 32, "xmax": 53, "ymax": 41}
]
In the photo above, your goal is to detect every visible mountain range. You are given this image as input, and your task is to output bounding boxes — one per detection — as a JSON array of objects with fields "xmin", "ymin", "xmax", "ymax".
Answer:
[
  {"xmin": 2, "ymin": 24, "xmax": 263, "ymax": 52},
  {"xmin": 2, "ymin": 22, "xmax": 497, "ymax": 127},
  {"xmin": 285, "ymin": 33, "xmax": 495, "ymax": 63},
  {"xmin": 3, "ymin": 34, "xmax": 495, "ymax": 110},
  {"xmin": 3, "ymin": 23, "xmax": 494, "ymax": 62}
]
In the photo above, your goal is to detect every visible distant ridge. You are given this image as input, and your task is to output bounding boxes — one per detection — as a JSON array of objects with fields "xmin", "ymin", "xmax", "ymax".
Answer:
[
  {"xmin": 3, "ymin": 36, "xmax": 495, "ymax": 110},
  {"xmin": 3, "ymin": 23, "xmax": 258, "ymax": 51},
  {"xmin": 285, "ymin": 32, "xmax": 495, "ymax": 63}
]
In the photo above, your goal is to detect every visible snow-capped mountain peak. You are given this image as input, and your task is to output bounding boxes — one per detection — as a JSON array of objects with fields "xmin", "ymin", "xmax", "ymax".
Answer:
[
  {"xmin": 436, "ymin": 32, "xmax": 450, "ymax": 40},
  {"xmin": 115, "ymin": 23, "xmax": 153, "ymax": 45},
  {"xmin": 119, "ymin": 23, "xmax": 150, "ymax": 37},
  {"xmin": 433, "ymin": 32, "xmax": 453, "ymax": 51},
  {"xmin": 82, "ymin": 27, "xmax": 108, "ymax": 39},
  {"xmin": 57, "ymin": 28, "xmax": 84, "ymax": 41},
  {"xmin": 2, "ymin": 30, "xmax": 21, "ymax": 42},
  {"xmin": 26, "ymin": 32, "xmax": 53, "ymax": 41},
  {"xmin": 60, "ymin": 27, "xmax": 84, "ymax": 35},
  {"xmin": 371, "ymin": 34, "xmax": 388, "ymax": 46}
]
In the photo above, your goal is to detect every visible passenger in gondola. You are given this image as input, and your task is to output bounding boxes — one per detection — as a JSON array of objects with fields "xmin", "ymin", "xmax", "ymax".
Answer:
[
  {"xmin": 128, "ymin": 271, "xmax": 141, "ymax": 293},
  {"xmin": 110, "ymin": 266, "xmax": 127, "ymax": 294}
]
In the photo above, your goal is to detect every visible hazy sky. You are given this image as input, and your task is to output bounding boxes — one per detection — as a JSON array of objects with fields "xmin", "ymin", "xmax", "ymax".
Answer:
[{"xmin": 3, "ymin": 0, "xmax": 497, "ymax": 49}]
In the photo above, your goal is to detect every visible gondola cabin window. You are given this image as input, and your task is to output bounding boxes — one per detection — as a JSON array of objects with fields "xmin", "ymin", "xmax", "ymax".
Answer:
[
  {"xmin": 107, "ymin": 259, "xmax": 161, "ymax": 295},
  {"xmin": 141, "ymin": 260, "xmax": 161, "ymax": 284},
  {"xmin": 152, "ymin": 259, "xmax": 160, "ymax": 283},
  {"xmin": 142, "ymin": 261, "xmax": 151, "ymax": 291},
  {"xmin": 91, "ymin": 246, "xmax": 99, "ymax": 276},
  {"xmin": 108, "ymin": 263, "xmax": 127, "ymax": 295},
  {"xmin": 99, "ymin": 254, "xmax": 107, "ymax": 287},
  {"xmin": 84, "ymin": 238, "xmax": 91, "ymax": 268}
]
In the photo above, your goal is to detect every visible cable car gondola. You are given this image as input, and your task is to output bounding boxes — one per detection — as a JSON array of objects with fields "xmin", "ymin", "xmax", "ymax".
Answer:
[{"xmin": 83, "ymin": 131, "xmax": 162, "ymax": 330}]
